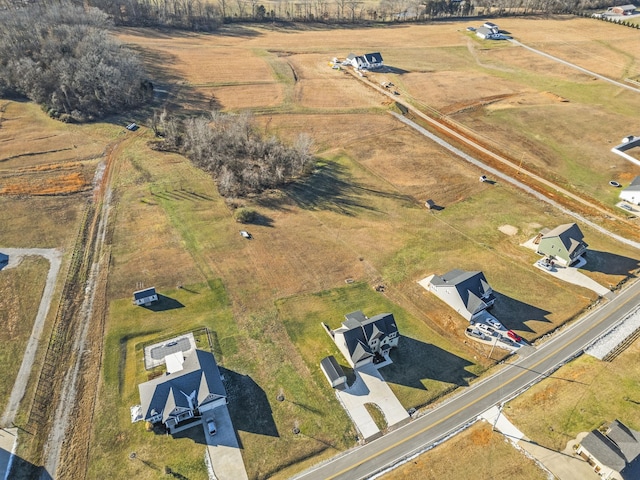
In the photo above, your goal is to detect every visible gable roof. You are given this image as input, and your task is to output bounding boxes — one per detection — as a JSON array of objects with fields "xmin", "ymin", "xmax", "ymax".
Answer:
[
  {"xmin": 608, "ymin": 420, "xmax": 640, "ymax": 464},
  {"xmin": 338, "ymin": 311, "xmax": 398, "ymax": 363},
  {"xmin": 541, "ymin": 223, "xmax": 587, "ymax": 256},
  {"xmin": 139, "ymin": 349, "xmax": 226, "ymax": 422},
  {"xmin": 364, "ymin": 52, "xmax": 383, "ymax": 64},
  {"xmin": 582, "ymin": 430, "xmax": 627, "ymax": 471},
  {"xmin": 430, "ymin": 270, "xmax": 495, "ymax": 315},
  {"xmin": 581, "ymin": 420, "xmax": 640, "ymax": 474},
  {"xmin": 320, "ymin": 356, "xmax": 346, "ymax": 383},
  {"xmin": 622, "ymin": 176, "xmax": 640, "ymax": 192},
  {"xmin": 134, "ymin": 287, "xmax": 156, "ymax": 300}
]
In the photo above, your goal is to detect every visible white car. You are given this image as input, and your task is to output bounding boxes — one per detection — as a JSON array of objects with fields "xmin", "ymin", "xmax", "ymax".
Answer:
[
  {"xmin": 485, "ymin": 317, "xmax": 503, "ymax": 330},
  {"xmin": 475, "ymin": 323, "xmax": 496, "ymax": 335}
]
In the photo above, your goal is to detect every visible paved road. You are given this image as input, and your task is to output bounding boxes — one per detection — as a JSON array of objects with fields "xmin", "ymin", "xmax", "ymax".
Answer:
[{"xmin": 293, "ymin": 279, "xmax": 640, "ymax": 480}]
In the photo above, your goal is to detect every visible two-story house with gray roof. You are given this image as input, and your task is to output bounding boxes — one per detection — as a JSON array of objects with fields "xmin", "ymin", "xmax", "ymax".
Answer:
[
  {"xmin": 329, "ymin": 311, "xmax": 399, "ymax": 368},
  {"xmin": 535, "ymin": 223, "xmax": 588, "ymax": 266},
  {"xmin": 138, "ymin": 349, "xmax": 227, "ymax": 434},
  {"xmin": 427, "ymin": 270, "xmax": 495, "ymax": 321}
]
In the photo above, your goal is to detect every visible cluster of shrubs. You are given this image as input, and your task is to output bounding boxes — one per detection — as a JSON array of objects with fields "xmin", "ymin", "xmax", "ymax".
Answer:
[
  {"xmin": 152, "ymin": 111, "xmax": 315, "ymax": 197},
  {"xmin": 0, "ymin": 2, "xmax": 152, "ymax": 122}
]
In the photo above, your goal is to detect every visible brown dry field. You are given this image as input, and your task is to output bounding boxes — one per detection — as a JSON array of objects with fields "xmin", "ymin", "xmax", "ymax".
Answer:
[
  {"xmin": 2, "ymin": 14, "xmax": 640, "ymax": 480},
  {"xmin": 381, "ymin": 421, "xmax": 546, "ymax": 480}
]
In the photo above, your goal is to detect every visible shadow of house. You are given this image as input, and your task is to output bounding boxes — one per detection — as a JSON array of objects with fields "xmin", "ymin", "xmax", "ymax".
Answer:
[
  {"xmin": 379, "ymin": 336, "xmax": 477, "ymax": 390},
  {"xmin": 490, "ymin": 291, "xmax": 552, "ymax": 334},
  {"xmin": 142, "ymin": 294, "xmax": 185, "ymax": 312},
  {"xmin": 1, "ymin": 447, "xmax": 53, "ymax": 480},
  {"xmin": 579, "ymin": 250, "xmax": 640, "ymax": 277},
  {"xmin": 221, "ymin": 367, "xmax": 279, "ymax": 438}
]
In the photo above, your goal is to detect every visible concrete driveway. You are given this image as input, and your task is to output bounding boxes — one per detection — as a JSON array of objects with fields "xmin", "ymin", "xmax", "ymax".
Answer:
[
  {"xmin": 533, "ymin": 257, "xmax": 612, "ymax": 298},
  {"xmin": 203, "ymin": 405, "xmax": 248, "ymax": 480},
  {"xmin": 336, "ymin": 363, "xmax": 409, "ymax": 442}
]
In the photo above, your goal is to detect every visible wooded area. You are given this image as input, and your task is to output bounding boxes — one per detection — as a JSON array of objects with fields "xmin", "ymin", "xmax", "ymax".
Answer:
[
  {"xmin": 152, "ymin": 111, "xmax": 315, "ymax": 196},
  {"xmin": 0, "ymin": 2, "xmax": 152, "ymax": 121}
]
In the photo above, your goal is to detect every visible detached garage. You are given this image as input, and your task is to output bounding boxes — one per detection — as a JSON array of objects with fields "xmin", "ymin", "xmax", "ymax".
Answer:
[
  {"xmin": 320, "ymin": 356, "xmax": 347, "ymax": 389},
  {"xmin": 133, "ymin": 287, "xmax": 158, "ymax": 306}
]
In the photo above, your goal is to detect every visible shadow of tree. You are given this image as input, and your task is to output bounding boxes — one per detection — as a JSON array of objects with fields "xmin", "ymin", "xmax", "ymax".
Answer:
[
  {"xmin": 380, "ymin": 336, "xmax": 477, "ymax": 390},
  {"xmin": 221, "ymin": 367, "xmax": 279, "ymax": 438},
  {"xmin": 489, "ymin": 291, "xmax": 552, "ymax": 334},
  {"xmin": 580, "ymin": 250, "xmax": 640, "ymax": 276},
  {"xmin": 277, "ymin": 161, "xmax": 413, "ymax": 215},
  {"xmin": 142, "ymin": 294, "xmax": 185, "ymax": 312}
]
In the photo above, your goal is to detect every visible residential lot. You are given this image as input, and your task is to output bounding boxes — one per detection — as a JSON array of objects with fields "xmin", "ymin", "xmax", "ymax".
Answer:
[{"xmin": 2, "ymin": 15, "xmax": 640, "ymax": 480}]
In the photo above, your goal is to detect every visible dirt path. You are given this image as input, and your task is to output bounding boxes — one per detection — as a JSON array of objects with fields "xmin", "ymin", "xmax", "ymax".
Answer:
[
  {"xmin": 0, "ymin": 248, "xmax": 62, "ymax": 427},
  {"xmin": 39, "ymin": 130, "xmax": 137, "ymax": 480}
]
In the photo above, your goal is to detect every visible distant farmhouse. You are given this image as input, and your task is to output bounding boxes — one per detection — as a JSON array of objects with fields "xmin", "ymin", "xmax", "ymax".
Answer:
[
  {"xmin": 576, "ymin": 419, "xmax": 640, "ymax": 480},
  {"xmin": 606, "ymin": 4, "xmax": 636, "ymax": 15},
  {"xmin": 476, "ymin": 21, "xmax": 502, "ymax": 40},
  {"xmin": 138, "ymin": 349, "xmax": 227, "ymax": 434},
  {"xmin": 534, "ymin": 223, "xmax": 588, "ymax": 266},
  {"xmin": 620, "ymin": 176, "xmax": 640, "ymax": 205},
  {"xmin": 345, "ymin": 52, "xmax": 384, "ymax": 70},
  {"xmin": 133, "ymin": 287, "xmax": 158, "ymax": 306},
  {"xmin": 326, "ymin": 311, "xmax": 399, "ymax": 368},
  {"xmin": 427, "ymin": 270, "xmax": 495, "ymax": 321}
]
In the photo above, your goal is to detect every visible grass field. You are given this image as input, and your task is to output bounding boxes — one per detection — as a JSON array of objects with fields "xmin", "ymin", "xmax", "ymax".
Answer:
[
  {"xmin": 2, "ymin": 14, "xmax": 640, "ymax": 480},
  {"xmin": 88, "ymin": 18, "xmax": 640, "ymax": 477},
  {"xmin": 0, "ymin": 256, "xmax": 49, "ymax": 411},
  {"xmin": 381, "ymin": 421, "xmax": 547, "ymax": 480},
  {"xmin": 507, "ymin": 339, "xmax": 640, "ymax": 452}
]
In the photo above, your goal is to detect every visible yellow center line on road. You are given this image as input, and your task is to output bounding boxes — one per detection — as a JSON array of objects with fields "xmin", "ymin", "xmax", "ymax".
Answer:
[{"xmin": 325, "ymin": 288, "xmax": 640, "ymax": 480}]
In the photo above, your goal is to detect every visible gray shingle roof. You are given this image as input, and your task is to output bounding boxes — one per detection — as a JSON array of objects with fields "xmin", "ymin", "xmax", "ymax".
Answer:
[
  {"xmin": 431, "ymin": 270, "xmax": 495, "ymax": 316},
  {"xmin": 340, "ymin": 312, "xmax": 398, "ymax": 364},
  {"xmin": 542, "ymin": 223, "xmax": 587, "ymax": 256},
  {"xmin": 320, "ymin": 356, "xmax": 346, "ymax": 383},
  {"xmin": 582, "ymin": 430, "xmax": 627, "ymax": 471},
  {"xmin": 138, "ymin": 349, "xmax": 226, "ymax": 423},
  {"xmin": 133, "ymin": 287, "xmax": 156, "ymax": 300}
]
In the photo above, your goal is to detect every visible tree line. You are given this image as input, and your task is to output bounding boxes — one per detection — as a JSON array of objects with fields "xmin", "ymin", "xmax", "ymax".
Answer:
[
  {"xmin": 152, "ymin": 111, "xmax": 315, "ymax": 197},
  {"xmin": 0, "ymin": 2, "xmax": 152, "ymax": 121},
  {"xmin": 71, "ymin": 0, "xmax": 617, "ymax": 27}
]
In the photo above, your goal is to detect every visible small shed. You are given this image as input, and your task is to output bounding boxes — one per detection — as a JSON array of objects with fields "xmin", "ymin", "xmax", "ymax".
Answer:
[
  {"xmin": 425, "ymin": 199, "xmax": 436, "ymax": 210},
  {"xmin": 133, "ymin": 287, "xmax": 159, "ymax": 306},
  {"xmin": 320, "ymin": 356, "xmax": 347, "ymax": 389}
]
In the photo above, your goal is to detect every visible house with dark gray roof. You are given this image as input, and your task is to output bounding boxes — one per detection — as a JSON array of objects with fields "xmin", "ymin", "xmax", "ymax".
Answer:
[
  {"xmin": 427, "ymin": 270, "xmax": 495, "ymax": 321},
  {"xmin": 133, "ymin": 287, "xmax": 158, "ymax": 306},
  {"xmin": 535, "ymin": 223, "xmax": 588, "ymax": 266},
  {"xmin": 329, "ymin": 311, "xmax": 399, "ymax": 368},
  {"xmin": 345, "ymin": 52, "xmax": 384, "ymax": 70},
  {"xmin": 577, "ymin": 420, "xmax": 640, "ymax": 480},
  {"xmin": 620, "ymin": 176, "xmax": 640, "ymax": 205},
  {"xmin": 138, "ymin": 349, "xmax": 227, "ymax": 434}
]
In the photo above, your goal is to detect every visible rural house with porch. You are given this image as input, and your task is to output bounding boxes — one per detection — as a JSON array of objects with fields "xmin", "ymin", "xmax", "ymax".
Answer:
[
  {"xmin": 534, "ymin": 223, "xmax": 588, "ymax": 266},
  {"xmin": 427, "ymin": 270, "xmax": 496, "ymax": 321},
  {"xmin": 326, "ymin": 311, "xmax": 399, "ymax": 368},
  {"xmin": 138, "ymin": 349, "xmax": 227, "ymax": 434}
]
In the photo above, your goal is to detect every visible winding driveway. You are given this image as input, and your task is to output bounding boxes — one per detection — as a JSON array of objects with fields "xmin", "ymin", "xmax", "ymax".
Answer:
[{"xmin": 1, "ymin": 248, "xmax": 62, "ymax": 427}]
